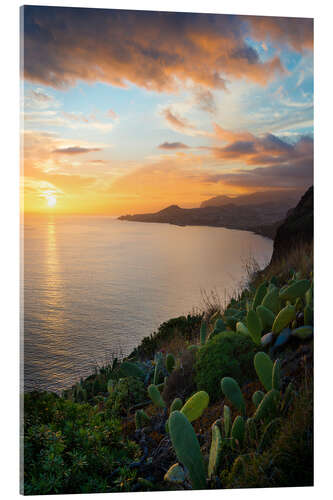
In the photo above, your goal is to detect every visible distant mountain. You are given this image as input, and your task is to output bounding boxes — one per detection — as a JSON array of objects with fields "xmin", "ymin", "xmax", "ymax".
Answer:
[
  {"xmin": 200, "ymin": 190, "xmax": 303, "ymax": 208},
  {"xmin": 118, "ymin": 190, "xmax": 310, "ymax": 239}
]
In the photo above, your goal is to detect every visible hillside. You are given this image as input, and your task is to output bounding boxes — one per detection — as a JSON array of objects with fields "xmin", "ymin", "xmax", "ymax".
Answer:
[{"xmin": 24, "ymin": 190, "xmax": 314, "ymax": 494}]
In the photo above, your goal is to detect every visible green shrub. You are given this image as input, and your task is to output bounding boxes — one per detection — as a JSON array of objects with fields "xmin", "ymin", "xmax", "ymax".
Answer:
[
  {"xmin": 24, "ymin": 391, "xmax": 140, "ymax": 495},
  {"xmin": 131, "ymin": 314, "xmax": 203, "ymax": 359},
  {"xmin": 105, "ymin": 376, "xmax": 146, "ymax": 416},
  {"xmin": 195, "ymin": 332, "xmax": 256, "ymax": 402}
]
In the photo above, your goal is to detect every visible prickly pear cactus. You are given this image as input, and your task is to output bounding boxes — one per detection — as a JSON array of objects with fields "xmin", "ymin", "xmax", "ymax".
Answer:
[
  {"xmin": 168, "ymin": 411, "xmax": 206, "ymax": 490},
  {"xmin": 246, "ymin": 309, "xmax": 263, "ymax": 344},
  {"xmin": 153, "ymin": 352, "xmax": 164, "ymax": 385},
  {"xmin": 279, "ymin": 279, "xmax": 310, "ymax": 302},
  {"xmin": 166, "ymin": 353, "xmax": 176, "ymax": 374},
  {"xmin": 221, "ymin": 377, "xmax": 245, "ymax": 415},
  {"xmin": 272, "ymin": 359, "xmax": 281, "ymax": 391},
  {"xmin": 208, "ymin": 422, "xmax": 223, "ymax": 478},
  {"xmin": 291, "ymin": 325, "xmax": 313, "ymax": 340},
  {"xmin": 148, "ymin": 384, "xmax": 166, "ymax": 408},
  {"xmin": 170, "ymin": 397, "xmax": 183, "ymax": 413},
  {"xmin": 257, "ymin": 417, "xmax": 282, "ymax": 453},
  {"xmin": 223, "ymin": 404, "xmax": 231, "ymax": 437},
  {"xmin": 253, "ymin": 389, "xmax": 280, "ymax": 422},
  {"xmin": 254, "ymin": 352, "xmax": 273, "ymax": 392},
  {"xmin": 164, "ymin": 463, "xmax": 186, "ymax": 484},
  {"xmin": 252, "ymin": 390, "xmax": 265, "ymax": 408},
  {"xmin": 256, "ymin": 305, "xmax": 275, "ymax": 331},
  {"xmin": 180, "ymin": 391, "xmax": 209, "ymax": 423},
  {"xmin": 252, "ymin": 281, "xmax": 268, "ymax": 310},
  {"xmin": 261, "ymin": 287, "xmax": 280, "ymax": 315},
  {"xmin": 231, "ymin": 415, "xmax": 245, "ymax": 447},
  {"xmin": 236, "ymin": 321, "xmax": 250, "ymax": 337},
  {"xmin": 272, "ymin": 304, "xmax": 296, "ymax": 334}
]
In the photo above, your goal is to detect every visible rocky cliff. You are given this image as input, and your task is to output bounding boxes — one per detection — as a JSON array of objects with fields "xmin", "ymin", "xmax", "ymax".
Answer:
[{"xmin": 270, "ymin": 186, "xmax": 313, "ymax": 263}]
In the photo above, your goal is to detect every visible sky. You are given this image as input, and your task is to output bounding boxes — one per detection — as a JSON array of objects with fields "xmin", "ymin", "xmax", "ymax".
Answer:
[{"xmin": 21, "ymin": 6, "xmax": 313, "ymax": 215}]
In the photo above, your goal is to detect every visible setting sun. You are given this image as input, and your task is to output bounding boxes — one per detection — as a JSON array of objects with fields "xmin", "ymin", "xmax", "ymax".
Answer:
[{"xmin": 46, "ymin": 195, "xmax": 57, "ymax": 208}]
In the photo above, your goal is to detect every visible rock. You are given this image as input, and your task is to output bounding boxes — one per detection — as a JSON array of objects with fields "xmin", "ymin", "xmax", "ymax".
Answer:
[{"xmin": 270, "ymin": 186, "xmax": 313, "ymax": 264}]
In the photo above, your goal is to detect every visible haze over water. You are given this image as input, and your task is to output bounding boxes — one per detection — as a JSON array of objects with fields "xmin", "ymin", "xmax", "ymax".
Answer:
[{"xmin": 23, "ymin": 216, "xmax": 273, "ymax": 392}]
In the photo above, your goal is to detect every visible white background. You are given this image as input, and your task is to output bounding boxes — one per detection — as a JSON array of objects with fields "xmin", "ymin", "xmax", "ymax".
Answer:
[{"xmin": 1, "ymin": 0, "xmax": 332, "ymax": 499}]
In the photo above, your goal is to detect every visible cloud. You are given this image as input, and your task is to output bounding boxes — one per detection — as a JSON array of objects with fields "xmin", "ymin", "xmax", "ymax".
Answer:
[
  {"xmin": 52, "ymin": 146, "xmax": 102, "ymax": 155},
  {"xmin": 22, "ymin": 6, "xmax": 297, "ymax": 92},
  {"xmin": 161, "ymin": 106, "xmax": 210, "ymax": 136},
  {"xmin": 24, "ymin": 88, "xmax": 60, "ymax": 110},
  {"xmin": 246, "ymin": 16, "xmax": 313, "ymax": 52},
  {"xmin": 193, "ymin": 88, "xmax": 217, "ymax": 114},
  {"xmin": 107, "ymin": 109, "xmax": 118, "ymax": 119},
  {"xmin": 158, "ymin": 142, "xmax": 189, "ymax": 150}
]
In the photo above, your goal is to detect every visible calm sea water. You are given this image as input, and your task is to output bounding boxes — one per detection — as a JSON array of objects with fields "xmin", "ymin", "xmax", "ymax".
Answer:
[{"xmin": 22, "ymin": 215, "xmax": 273, "ymax": 392}]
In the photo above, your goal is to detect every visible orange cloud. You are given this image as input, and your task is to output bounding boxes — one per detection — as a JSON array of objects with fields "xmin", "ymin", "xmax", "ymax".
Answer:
[
  {"xmin": 246, "ymin": 16, "xmax": 313, "ymax": 52},
  {"xmin": 22, "ymin": 7, "xmax": 292, "ymax": 92}
]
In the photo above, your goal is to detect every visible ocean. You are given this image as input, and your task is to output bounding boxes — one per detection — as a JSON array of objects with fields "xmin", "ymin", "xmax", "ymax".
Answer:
[{"xmin": 22, "ymin": 215, "xmax": 273, "ymax": 392}]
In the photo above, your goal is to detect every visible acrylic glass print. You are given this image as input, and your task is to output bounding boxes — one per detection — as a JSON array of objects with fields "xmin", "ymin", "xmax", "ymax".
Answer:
[{"xmin": 21, "ymin": 4, "xmax": 314, "ymax": 495}]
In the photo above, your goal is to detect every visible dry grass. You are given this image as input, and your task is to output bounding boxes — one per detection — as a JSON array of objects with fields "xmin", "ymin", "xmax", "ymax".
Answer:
[
  {"xmin": 253, "ymin": 241, "xmax": 313, "ymax": 287},
  {"xmin": 158, "ymin": 328, "xmax": 197, "ymax": 356}
]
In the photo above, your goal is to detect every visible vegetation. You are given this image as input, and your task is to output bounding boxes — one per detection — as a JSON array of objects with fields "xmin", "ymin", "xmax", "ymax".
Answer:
[{"xmin": 23, "ymin": 241, "xmax": 313, "ymax": 494}]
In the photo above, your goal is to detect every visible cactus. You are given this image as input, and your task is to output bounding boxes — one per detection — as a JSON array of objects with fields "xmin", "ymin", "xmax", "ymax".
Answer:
[
  {"xmin": 261, "ymin": 331, "xmax": 274, "ymax": 347},
  {"xmin": 153, "ymin": 352, "xmax": 164, "ymax": 385},
  {"xmin": 221, "ymin": 377, "xmax": 245, "ymax": 415},
  {"xmin": 164, "ymin": 463, "xmax": 186, "ymax": 484},
  {"xmin": 279, "ymin": 279, "xmax": 310, "ymax": 302},
  {"xmin": 166, "ymin": 353, "xmax": 176, "ymax": 374},
  {"xmin": 223, "ymin": 405, "xmax": 231, "ymax": 437},
  {"xmin": 148, "ymin": 384, "xmax": 166, "ymax": 408},
  {"xmin": 170, "ymin": 397, "xmax": 183, "ymax": 413},
  {"xmin": 305, "ymin": 283, "xmax": 313, "ymax": 307},
  {"xmin": 281, "ymin": 382, "xmax": 295, "ymax": 414},
  {"xmin": 304, "ymin": 305, "xmax": 314, "ymax": 326},
  {"xmin": 168, "ymin": 411, "xmax": 206, "ymax": 489},
  {"xmin": 261, "ymin": 287, "xmax": 280, "ymax": 314},
  {"xmin": 236, "ymin": 321, "xmax": 251, "ymax": 337},
  {"xmin": 245, "ymin": 417, "xmax": 258, "ymax": 444},
  {"xmin": 272, "ymin": 328, "xmax": 291, "ymax": 351},
  {"xmin": 257, "ymin": 417, "xmax": 282, "ymax": 453},
  {"xmin": 246, "ymin": 309, "xmax": 262, "ymax": 344},
  {"xmin": 254, "ymin": 352, "xmax": 273, "ymax": 392},
  {"xmin": 253, "ymin": 389, "xmax": 280, "ymax": 422},
  {"xmin": 256, "ymin": 305, "xmax": 275, "ymax": 331},
  {"xmin": 215, "ymin": 317, "xmax": 226, "ymax": 333},
  {"xmin": 291, "ymin": 325, "xmax": 313, "ymax": 340},
  {"xmin": 252, "ymin": 390, "xmax": 265, "ymax": 408},
  {"xmin": 187, "ymin": 344, "xmax": 199, "ymax": 353},
  {"xmin": 272, "ymin": 359, "xmax": 281, "ymax": 391},
  {"xmin": 119, "ymin": 361, "xmax": 145, "ymax": 380},
  {"xmin": 252, "ymin": 281, "xmax": 268, "ymax": 310},
  {"xmin": 200, "ymin": 320, "xmax": 208, "ymax": 345},
  {"xmin": 135, "ymin": 409, "xmax": 151, "ymax": 430},
  {"xmin": 180, "ymin": 391, "xmax": 209, "ymax": 423},
  {"xmin": 272, "ymin": 304, "xmax": 296, "ymax": 334},
  {"xmin": 231, "ymin": 415, "xmax": 245, "ymax": 447},
  {"xmin": 295, "ymin": 297, "xmax": 303, "ymax": 312},
  {"xmin": 208, "ymin": 422, "xmax": 223, "ymax": 478}
]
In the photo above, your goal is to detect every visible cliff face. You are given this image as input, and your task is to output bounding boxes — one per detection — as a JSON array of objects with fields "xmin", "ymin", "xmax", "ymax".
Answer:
[{"xmin": 270, "ymin": 186, "xmax": 313, "ymax": 263}]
